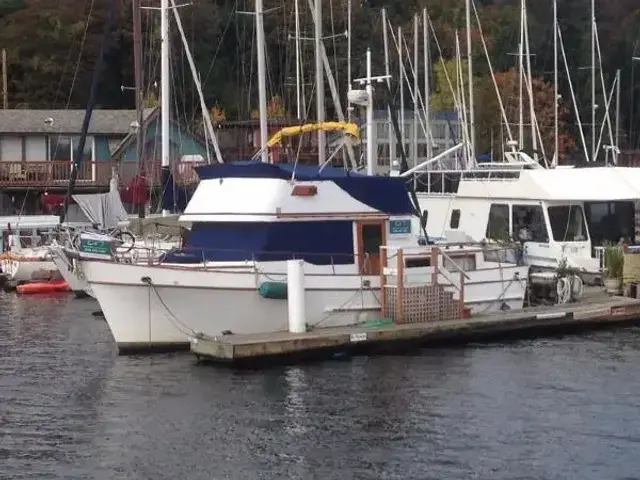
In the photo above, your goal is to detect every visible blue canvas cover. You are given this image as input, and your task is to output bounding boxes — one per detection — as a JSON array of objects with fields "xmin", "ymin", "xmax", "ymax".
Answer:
[{"xmin": 194, "ymin": 161, "xmax": 414, "ymax": 215}]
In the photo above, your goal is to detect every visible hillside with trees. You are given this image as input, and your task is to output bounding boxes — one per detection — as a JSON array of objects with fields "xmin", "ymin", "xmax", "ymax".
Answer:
[{"xmin": 1, "ymin": 0, "xmax": 639, "ymax": 159}]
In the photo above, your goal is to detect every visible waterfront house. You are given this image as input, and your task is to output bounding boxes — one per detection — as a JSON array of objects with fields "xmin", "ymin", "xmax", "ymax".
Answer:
[{"xmin": 0, "ymin": 108, "xmax": 210, "ymax": 214}]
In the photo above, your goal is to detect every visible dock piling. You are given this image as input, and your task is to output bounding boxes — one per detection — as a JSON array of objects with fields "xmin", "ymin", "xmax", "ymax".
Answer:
[{"xmin": 287, "ymin": 259, "xmax": 306, "ymax": 333}]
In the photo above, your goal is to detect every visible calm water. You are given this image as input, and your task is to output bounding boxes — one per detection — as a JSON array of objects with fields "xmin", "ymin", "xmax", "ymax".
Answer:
[{"xmin": 1, "ymin": 293, "xmax": 640, "ymax": 479}]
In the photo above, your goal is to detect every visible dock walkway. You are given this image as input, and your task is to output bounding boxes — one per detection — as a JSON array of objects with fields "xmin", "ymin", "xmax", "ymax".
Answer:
[{"xmin": 191, "ymin": 288, "xmax": 640, "ymax": 366}]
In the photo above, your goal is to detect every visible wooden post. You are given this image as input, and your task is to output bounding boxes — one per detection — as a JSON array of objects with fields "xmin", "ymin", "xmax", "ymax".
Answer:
[
  {"xmin": 459, "ymin": 270, "xmax": 465, "ymax": 317},
  {"xmin": 1, "ymin": 48, "xmax": 7, "ymax": 109},
  {"xmin": 396, "ymin": 248, "xmax": 404, "ymax": 324},
  {"xmin": 430, "ymin": 246, "xmax": 439, "ymax": 284},
  {"xmin": 379, "ymin": 246, "xmax": 388, "ymax": 317}
]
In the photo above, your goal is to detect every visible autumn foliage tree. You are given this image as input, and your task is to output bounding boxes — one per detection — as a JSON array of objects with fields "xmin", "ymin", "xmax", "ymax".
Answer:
[
  {"xmin": 251, "ymin": 95, "xmax": 287, "ymax": 120},
  {"xmin": 473, "ymin": 68, "xmax": 575, "ymax": 164}
]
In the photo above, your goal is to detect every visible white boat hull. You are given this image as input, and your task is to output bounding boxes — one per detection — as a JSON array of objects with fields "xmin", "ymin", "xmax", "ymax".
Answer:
[
  {"xmin": 80, "ymin": 259, "xmax": 529, "ymax": 353},
  {"xmin": 1, "ymin": 257, "xmax": 58, "ymax": 283},
  {"xmin": 49, "ymin": 247, "xmax": 93, "ymax": 298}
]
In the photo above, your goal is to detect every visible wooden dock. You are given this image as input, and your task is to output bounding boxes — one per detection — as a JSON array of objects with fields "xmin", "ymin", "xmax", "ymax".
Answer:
[{"xmin": 191, "ymin": 288, "xmax": 640, "ymax": 366}]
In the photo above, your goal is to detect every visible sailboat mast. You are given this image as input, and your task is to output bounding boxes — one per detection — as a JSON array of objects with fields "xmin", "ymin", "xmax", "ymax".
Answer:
[
  {"xmin": 256, "ymin": 0, "xmax": 268, "ymax": 162},
  {"xmin": 413, "ymin": 15, "xmax": 419, "ymax": 170},
  {"xmin": 553, "ymin": 0, "xmax": 558, "ymax": 166},
  {"xmin": 423, "ymin": 9, "xmax": 432, "ymax": 161},
  {"xmin": 518, "ymin": 0, "xmax": 524, "ymax": 149},
  {"xmin": 294, "ymin": 0, "xmax": 302, "ymax": 120},
  {"xmin": 591, "ymin": 0, "xmax": 596, "ymax": 162},
  {"xmin": 382, "ymin": 9, "xmax": 395, "ymax": 171},
  {"xmin": 465, "ymin": 0, "xmax": 475, "ymax": 163},
  {"xmin": 160, "ymin": 0, "xmax": 170, "ymax": 215},
  {"xmin": 314, "ymin": 0, "xmax": 325, "ymax": 164},
  {"xmin": 60, "ymin": 0, "xmax": 117, "ymax": 223},
  {"xmin": 523, "ymin": 2, "xmax": 536, "ymax": 162},
  {"xmin": 365, "ymin": 48, "xmax": 374, "ymax": 175},
  {"xmin": 615, "ymin": 68, "xmax": 621, "ymax": 164},
  {"xmin": 399, "ymin": 27, "xmax": 404, "ymax": 147},
  {"xmin": 346, "ymin": 0, "xmax": 352, "ymax": 122},
  {"xmin": 133, "ymin": 0, "xmax": 145, "ymax": 216}
]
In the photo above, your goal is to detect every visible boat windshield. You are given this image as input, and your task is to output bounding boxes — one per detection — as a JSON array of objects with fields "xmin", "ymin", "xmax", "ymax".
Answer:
[{"xmin": 547, "ymin": 205, "xmax": 588, "ymax": 242}]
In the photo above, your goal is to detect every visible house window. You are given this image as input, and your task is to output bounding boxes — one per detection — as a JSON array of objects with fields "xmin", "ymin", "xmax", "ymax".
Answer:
[
  {"xmin": 72, "ymin": 136, "xmax": 94, "ymax": 164},
  {"xmin": 486, "ymin": 204, "xmax": 510, "ymax": 240},
  {"xmin": 450, "ymin": 209, "xmax": 461, "ymax": 229},
  {"xmin": 48, "ymin": 136, "xmax": 94, "ymax": 163},
  {"xmin": 49, "ymin": 136, "xmax": 72, "ymax": 162},
  {"xmin": 512, "ymin": 204, "xmax": 549, "ymax": 243}
]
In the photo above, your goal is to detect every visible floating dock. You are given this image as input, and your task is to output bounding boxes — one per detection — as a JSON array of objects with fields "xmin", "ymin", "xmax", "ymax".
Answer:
[{"xmin": 191, "ymin": 288, "xmax": 640, "ymax": 367}]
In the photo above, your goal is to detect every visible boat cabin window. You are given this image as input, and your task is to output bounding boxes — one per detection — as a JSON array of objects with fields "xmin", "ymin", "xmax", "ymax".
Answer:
[
  {"xmin": 483, "ymin": 248, "xmax": 518, "ymax": 264},
  {"xmin": 19, "ymin": 229, "xmax": 32, "ymax": 248},
  {"xmin": 512, "ymin": 204, "xmax": 548, "ymax": 243},
  {"xmin": 18, "ymin": 228, "xmax": 54, "ymax": 248},
  {"xmin": 361, "ymin": 224, "xmax": 383, "ymax": 254},
  {"xmin": 414, "ymin": 172, "xmax": 461, "ymax": 194},
  {"xmin": 405, "ymin": 257, "xmax": 431, "ymax": 268},
  {"xmin": 486, "ymin": 203, "xmax": 510, "ymax": 240},
  {"xmin": 443, "ymin": 254, "xmax": 476, "ymax": 272},
  {"xmin": 450, "ymin": 209, "xmax": 461, "ymax": 229},
  {"xmin": 547, "ymin": 205, "xmax": 588, "ymax": 242},
  {"xmin": 585, "ymin": 201, "xmax": 635, "ymax": 245}
]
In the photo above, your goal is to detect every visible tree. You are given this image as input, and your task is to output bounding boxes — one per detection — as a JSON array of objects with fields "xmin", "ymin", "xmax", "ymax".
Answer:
[
  {"xmin": 209, "ymin": 104, "xmax": 226, "ymax": 125},
  {"xmin": 0, "ymin": 0, "xmax": 121, "ymax": 108},
  {"xmin": 251, "ymin": 95, "xmax": 287, "ymax": 119},
  {"xmin": 430, "ymin": 58, "xmax": 465, "ymax": 112},
  {"xmin": 0, "ymin": 0, "xmax": 26, "ymax": 19},
  {"xmin": 473, "ymin": 68, "xmax": 575, "ymax": 163}
]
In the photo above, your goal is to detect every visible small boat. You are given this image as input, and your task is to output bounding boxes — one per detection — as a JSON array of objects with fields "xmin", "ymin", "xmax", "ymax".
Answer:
[{"xmin": 16, "ymin": 280, "xmax": 70, "ymax": 295}]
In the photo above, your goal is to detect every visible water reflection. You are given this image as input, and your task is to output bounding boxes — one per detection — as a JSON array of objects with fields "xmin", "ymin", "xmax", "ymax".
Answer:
[
  {"xmin": 3, "ymin": 294, "xmax": 640, "ymax": 479},
  {"xmin": 283, "ymin": 367, "xmax": 309, "ymax": 437}
]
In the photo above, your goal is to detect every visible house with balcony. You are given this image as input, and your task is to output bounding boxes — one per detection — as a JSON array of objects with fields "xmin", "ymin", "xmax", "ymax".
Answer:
[{"xmin": 0, "ymin": 108, "xmax": 210, "ymax": 214}]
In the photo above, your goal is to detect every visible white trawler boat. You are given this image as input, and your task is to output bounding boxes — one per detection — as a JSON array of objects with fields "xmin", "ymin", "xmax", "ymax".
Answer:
[
  {"xmin": 412, "ymin": 162, "xmax": 640, "ymax": 284},
  {"xmin": 76, "ymin": 162, "xmax": 529, "ymax": 353}
]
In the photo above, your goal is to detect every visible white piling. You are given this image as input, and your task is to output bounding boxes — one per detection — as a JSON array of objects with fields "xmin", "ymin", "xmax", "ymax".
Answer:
[{"xmin": 287, "ymin": 259, "xmax": 306, "ymax": 333}]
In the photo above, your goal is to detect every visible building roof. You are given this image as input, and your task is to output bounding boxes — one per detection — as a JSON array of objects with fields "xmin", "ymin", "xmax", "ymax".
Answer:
[
  {"xmin": 109, "ymin": 108, "xmax": 209, "ymax": 160},
  {"xmin": 0, "ymin": 108, "xmax": 156, "ymax": 135}
]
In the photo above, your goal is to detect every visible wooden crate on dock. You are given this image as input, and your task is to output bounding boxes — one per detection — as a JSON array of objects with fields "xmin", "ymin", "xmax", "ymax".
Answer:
[
  {"xmin": 623, "ymin": 252, "xmax": 640, "ymax": 286},
  {"xmin": 385, "ymin": 283, "xmax": 461, "ymax": 324}
]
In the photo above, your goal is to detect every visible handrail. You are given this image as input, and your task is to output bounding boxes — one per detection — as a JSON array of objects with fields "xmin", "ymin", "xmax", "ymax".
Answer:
[
  {"xmin": 433, "ymin": 246, "xmax": 471, "ymax": 280},
  {"xmin": 382, "ymin": 246, "xmax": 467, "ymax": 321}
]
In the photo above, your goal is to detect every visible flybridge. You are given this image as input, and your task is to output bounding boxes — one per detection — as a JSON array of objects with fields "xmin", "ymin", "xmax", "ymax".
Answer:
[
  {"xmin": 412, "ymin": 168, "xmax": 522, "ymax": 195},
  {"xmin": 412, "ymin": 165, "xmax": 640, "ymax": 202}
]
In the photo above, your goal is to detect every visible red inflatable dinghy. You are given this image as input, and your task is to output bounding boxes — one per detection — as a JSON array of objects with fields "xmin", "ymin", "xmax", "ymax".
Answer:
[{"xmin": 16, "ymin": 280, "xmax": 71, "ymax": 294}]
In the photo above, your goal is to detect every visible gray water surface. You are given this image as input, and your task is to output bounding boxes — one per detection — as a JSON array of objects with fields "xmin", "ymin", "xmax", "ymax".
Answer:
[{"xmin": 1, "ymin": 292, "xmax": 640, "ymax": 480}]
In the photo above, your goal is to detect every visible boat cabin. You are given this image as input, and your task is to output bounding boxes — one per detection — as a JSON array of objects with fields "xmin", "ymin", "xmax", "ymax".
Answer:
[
  {"xmin": 0, "ymin": 215, "xmax": 61, "ymax": 251},
  {"xmin": 415, "ymin": 165, "xmax": 640, "ymax": 273},
  {"xmin": 163, "ymin": 162, "xmax": 418, "ymax": 274}
]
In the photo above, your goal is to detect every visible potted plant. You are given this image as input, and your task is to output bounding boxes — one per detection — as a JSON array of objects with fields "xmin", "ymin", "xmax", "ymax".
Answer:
[{"xmin": 603, "ymin": 242, "xmax": 624, "ymax": 295}]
